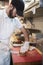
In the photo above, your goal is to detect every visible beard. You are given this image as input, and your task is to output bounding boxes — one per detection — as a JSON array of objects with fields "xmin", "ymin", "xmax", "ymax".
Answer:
[{"xmin": 8, "ymin": 8, "xmax": 16, "ymax": 18}]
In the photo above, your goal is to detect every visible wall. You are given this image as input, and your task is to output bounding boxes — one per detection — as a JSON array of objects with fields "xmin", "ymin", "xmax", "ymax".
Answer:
[{"xmin": 32, "ymin": 17, "xmax": 43, "ymax": 33}]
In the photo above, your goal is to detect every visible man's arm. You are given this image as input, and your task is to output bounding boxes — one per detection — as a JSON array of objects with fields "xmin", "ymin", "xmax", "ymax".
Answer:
[
  {"xmin": 14, "ymin": 17, "xmax": 30, "ymax": 53},
  {"xmin": 20, "ymin": 27, "xmax": 30, "ymax": 53},
  {"xmin": 21, "ymin": 27, "xmax": 29, "ymax": 41}
]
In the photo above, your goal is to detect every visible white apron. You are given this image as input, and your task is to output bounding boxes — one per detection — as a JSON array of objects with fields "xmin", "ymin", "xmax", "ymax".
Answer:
[{"xmin": 0, "ymin": 40, "xmax": 10, "ymax": 65}]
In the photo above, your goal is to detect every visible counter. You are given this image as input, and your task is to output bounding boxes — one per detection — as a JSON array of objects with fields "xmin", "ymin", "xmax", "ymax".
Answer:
[{"xmin": 11, "ymin": 46, "xmax": 42, "ymax": 65}]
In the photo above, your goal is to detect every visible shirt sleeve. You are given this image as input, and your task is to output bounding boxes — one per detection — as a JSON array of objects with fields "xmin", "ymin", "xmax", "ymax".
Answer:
[{"xmin": 14, "ymin": 17, "xmax": 23, "ymax": 29}]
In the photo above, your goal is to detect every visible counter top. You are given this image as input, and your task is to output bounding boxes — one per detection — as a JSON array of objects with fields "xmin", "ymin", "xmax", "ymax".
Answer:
[{"xmin": 11, "ymin": 46, "xmax": 42, "ymax": 65}]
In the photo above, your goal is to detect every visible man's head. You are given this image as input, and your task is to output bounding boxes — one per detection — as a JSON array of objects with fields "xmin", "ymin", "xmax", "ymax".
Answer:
[{"xmin": 7, "ymin": 0, "xmax": 24, "ymax": 18}]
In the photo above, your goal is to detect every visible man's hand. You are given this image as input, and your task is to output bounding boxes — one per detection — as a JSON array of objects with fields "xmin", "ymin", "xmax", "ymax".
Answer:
[{"xmin": 20, "ymin": 41, "xmax": 30, "ymax": 53}]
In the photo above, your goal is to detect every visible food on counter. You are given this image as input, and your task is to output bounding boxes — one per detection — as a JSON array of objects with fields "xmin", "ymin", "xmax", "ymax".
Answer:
[{"xmin": 10, "ymin": 33, "xmax": 23, "ymax": 44}]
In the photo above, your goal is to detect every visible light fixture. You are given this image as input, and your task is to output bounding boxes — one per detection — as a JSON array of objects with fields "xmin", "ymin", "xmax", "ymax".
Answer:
[
  {"xmin": 25, "ymin": 0, "xmax": 31, "ymax": 2},
  {"xmin": 23, "ymin": 0, "xmax": 31, "ymax": 3}
]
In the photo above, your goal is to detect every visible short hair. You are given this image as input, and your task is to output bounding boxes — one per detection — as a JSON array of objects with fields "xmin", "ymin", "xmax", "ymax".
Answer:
[{"xmin": 11, "ymin": 0, "xmax": 24, "ymax": 16}]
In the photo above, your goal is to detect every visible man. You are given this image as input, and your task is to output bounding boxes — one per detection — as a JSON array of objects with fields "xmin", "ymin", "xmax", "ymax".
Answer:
[{"xmin": 0, "ymin": 0, "xmax": 30, "ymax": 65}]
